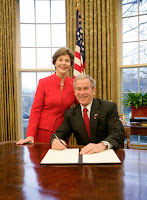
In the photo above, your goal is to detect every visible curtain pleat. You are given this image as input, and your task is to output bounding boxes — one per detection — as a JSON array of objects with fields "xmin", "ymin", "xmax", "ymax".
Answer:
[{"xmin": 0, "ymin": 0, "xmax": 17, "ymax": 142}]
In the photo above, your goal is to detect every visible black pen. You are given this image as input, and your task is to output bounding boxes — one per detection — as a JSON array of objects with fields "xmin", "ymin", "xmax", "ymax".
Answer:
[{"xmin": 53, "ymin": 134, "xmax": 67, "ymax": 147}]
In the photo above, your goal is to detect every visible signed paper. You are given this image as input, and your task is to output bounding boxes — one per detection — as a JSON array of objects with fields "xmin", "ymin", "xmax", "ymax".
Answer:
[
  {"xmin": 40, "ymin": 148, "xmax": 79, "ymax": 164},
  {"xmin": 82, "ymin": 149, "xmax": 121, "ymax": 164},
  {"xmin": 40, "ymin": 148, "xmax": 121, "ymax": 164}
]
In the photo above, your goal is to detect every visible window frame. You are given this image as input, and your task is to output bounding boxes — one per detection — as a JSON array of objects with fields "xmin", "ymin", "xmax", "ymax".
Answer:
[
  {"xmin": 118, "ymin": 0, "xmax": 147, "ymax": 145},
  {"xmin": 16, "ymin": 0, "xmax": 66, "ymax": 139}
]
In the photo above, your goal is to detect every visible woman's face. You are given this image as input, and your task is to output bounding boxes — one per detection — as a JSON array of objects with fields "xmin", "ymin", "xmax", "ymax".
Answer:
[{"xmin": 54, "ymin": 54, "xmax": 71, "ymax": 76}]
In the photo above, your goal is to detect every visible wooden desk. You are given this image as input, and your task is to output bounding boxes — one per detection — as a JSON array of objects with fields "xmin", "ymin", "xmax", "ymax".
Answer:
[
  {"xmin": 0, "ymin": 142, "xmax": 147, "ymax": 200},
  {"xmin": 124, "ymin": 122, "xmax": 147, "ymax": 148},
  {"xmin": 128, "ymin": 122, "xmax": 147, "ymax": 135}
]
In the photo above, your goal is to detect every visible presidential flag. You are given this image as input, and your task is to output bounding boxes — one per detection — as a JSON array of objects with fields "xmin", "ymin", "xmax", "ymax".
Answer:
[{"xmin": 73, "ymin": 9, "xmax": 85, "ymax": 79}]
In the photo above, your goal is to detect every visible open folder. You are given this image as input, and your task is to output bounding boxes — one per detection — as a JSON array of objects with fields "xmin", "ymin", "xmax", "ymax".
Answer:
[{"xmin": 40, "ymin": 148, "xmax": 121, "ymax": 164}]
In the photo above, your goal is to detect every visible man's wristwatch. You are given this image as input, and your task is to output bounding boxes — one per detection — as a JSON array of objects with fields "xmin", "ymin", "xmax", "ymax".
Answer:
[{"xmin": 101, "ymin": 141, "xmax": 108, "ymax": 149}]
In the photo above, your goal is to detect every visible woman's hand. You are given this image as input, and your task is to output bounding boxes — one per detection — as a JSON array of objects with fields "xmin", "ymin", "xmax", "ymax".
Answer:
[{"xmin": 16, "ymin": 136, "xmax": 34, "ymax": 145}]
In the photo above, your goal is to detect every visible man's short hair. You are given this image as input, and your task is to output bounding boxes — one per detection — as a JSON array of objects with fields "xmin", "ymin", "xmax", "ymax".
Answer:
[{"xmin": 73, "ymin": 74, "xmax": 96, "ymax": 89}]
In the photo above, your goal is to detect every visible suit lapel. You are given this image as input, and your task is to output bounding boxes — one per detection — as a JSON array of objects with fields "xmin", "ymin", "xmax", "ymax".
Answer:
[
  {"xmin": 90, "ymin": 99, "xmax": 101, "ymax": 143},
  {"xmin": 73, "ymin": 105, "xmax": 89, "ymax": 144}
]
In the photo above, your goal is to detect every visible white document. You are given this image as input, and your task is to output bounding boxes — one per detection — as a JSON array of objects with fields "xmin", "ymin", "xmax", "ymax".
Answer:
[
  {"xmin": 82, "ymin": 149, "xmax": 121, "ymax": 164},
  {"xmin": 40, "ymin": 148, "xmax": 121, "ymax": 164},
  {"xmin": 40, "ymin": 148, "xmax": 79, "ymax": 164}
]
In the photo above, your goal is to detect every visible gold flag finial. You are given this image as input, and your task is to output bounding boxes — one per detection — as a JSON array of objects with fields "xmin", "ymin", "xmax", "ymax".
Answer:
[{"xmin": 76, "ymin": 0, "xmax": 79, "ymax": 10}]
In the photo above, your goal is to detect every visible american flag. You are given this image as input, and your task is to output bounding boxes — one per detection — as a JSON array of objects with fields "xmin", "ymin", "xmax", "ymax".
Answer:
[{"xmin": 73, "ymin": 9, "xmax": 85, "ymax": 79}]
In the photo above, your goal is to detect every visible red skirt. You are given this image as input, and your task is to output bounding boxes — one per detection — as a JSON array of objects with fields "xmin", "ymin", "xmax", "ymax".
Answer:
[{"xmin": 34, "ymin": 119, "xmax": 69, "ymax": 144}]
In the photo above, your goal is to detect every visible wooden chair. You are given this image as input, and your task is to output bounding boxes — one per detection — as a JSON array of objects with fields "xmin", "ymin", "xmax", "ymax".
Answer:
[
  {"xmin": 118, "ymin": 113, "xmax": 132, "ymax": 149},
  {"xmin": 125, "ymin": 122, "xmax": 147, "ymax": 149}
]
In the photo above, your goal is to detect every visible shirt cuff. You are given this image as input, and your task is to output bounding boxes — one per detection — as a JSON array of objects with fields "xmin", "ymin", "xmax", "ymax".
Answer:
[
  {"xmin": 51, "ymin": 139, "xmax": 55, "ymax": 144},
  {"xmin": 101, "ymin": 141, "xmax": 113, "ymax": 149}
]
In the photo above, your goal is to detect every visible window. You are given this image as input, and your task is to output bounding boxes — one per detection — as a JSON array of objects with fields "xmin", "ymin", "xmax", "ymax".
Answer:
[
  {"xmin": 17, "ymin": 0, "xmax": 66, "ymax": 138},
  {"xmin": 121, "ymin": 0, "xmax": 147, "ymax": 144}
]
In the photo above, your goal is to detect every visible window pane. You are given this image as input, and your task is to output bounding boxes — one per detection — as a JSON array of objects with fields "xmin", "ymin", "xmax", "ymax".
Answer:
[
  {"xmin": 122, "ymin": 0, "xmax": 147, "ymax": 146},
  {"xmin": 51, "ymin": 1, "xmax": 65, "ymax": 23},
  {"xmin": 37, "ymin": 72, "xmax": 53, "ymax": 84},
  {"xmin": 140, "ymin": 136, "xmax": 147, "ymax": 144},
  {"xmin": 22, "ymin": 72, "xmax": 36, "ymax": 94},
  {"xmin": 123, "ymin": 105, "xmax": 131, "ymax": 119},
  {"xmin": 21, "ymin": 72, "xmax": 36, "ymax": 138},
  {"xmin": 52, "ymin": 48, "xmax": 60, "ymax": 56},
  {"xmin": 20, "ymin": 0, "xmax": 34, "ymax": 23},
  {"xmin": 36, "ymin": 1, "xmax": 50, "ymax": 23},
  {"xmin": 140, "ymin": 41, "xmax": 147, "ymax": 64},
  {"xmin": 21, "ymin": 48, "xmax": 36, "ymax": 69},
  {"xmin": 22, "ymin": 95, "xmax": 34, "ymax": 138},
  {"xmin": 23, "ymin": 118, "xmax": 29, "ymax": 138},
  {"xmin": 139, "ymin": 0, "xmax": 147, "ymax": 15},
  {"xmin": 139, "ymin": 67, "xmax": 147, "ymax": 92},
  {"xmin": 130, "ymin": 135, "xmax": 138, "ymax": 143},
  {"xmin": 139, "ymin": 15, "xmax": 147, "ymax": 40},
  {"xmin": 123, "ymin": 68, "xmax": 138, "ymax": 92},
  {"xmin": 52, "ymin": 24, "xmax": 66, "ymax": 47},
  {"xmin": 122, "ymin": 0, "xmax": 138, "ymax": 17},
  {"xmin": 36, "ymin": 25, "xmax": 51, "ymax": 47},
  {"xmin": 123, "ymin": 17, "xmax": 138, "ymax": 42},
  {"xmin": 37, "ymin": 48, "xmax": 51, "ymax": 68},
  {"xmin": 123, "ymin": 42, "xmax": 138, "ymax": 65},
  {"xmin": 20, "ymin": 24, "xmax": 35, "ymax": 47}
]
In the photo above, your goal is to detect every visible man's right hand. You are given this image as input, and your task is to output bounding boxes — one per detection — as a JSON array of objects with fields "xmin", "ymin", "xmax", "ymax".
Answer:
[
  {"xmin": 16, "ymin": 136, "xmax": 34, "ymax": 145},
  {"xmin": 51, "ymin": 139, "xmax": 67, "ymax": 150}
]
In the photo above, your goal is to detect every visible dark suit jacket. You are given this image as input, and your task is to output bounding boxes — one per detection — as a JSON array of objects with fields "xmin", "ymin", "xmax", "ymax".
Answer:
[{"xmin": 51, "ymin": 98, "xmax": 125, "ymax": 149}]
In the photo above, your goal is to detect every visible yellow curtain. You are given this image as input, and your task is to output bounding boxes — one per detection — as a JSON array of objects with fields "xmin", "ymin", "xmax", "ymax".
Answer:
[
  {"xmin": 66, "ymin": 0, "xmax": 118, "ymax": 145},
  {"xmin": 66, "ymin": 0, "xmax": 118, "ymax": 101},
  {"xmin": 0, "ymin": 0, "xmax": 17, "ymax": 142}
]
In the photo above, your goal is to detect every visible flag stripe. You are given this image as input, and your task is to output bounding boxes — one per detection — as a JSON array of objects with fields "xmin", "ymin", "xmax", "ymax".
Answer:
[
  {"xmin": 73, "ymin": 9, "xmax": 85, "ymax": 79},
  {"xmin": 73, "ymin": 69, "xmax": 82, "ymax": 77},
  {"xmin": 75, "ymin": 51, "xmax": 80, "ymax": 59},
  {"xmin": 74, "ymin": 59, "xmax": 82, "ymax": 69}
]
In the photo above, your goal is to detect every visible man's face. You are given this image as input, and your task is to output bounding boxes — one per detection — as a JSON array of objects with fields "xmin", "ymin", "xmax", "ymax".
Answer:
[{"xmin": 74, "ymin": 79, "xmax": 96, "ymax": 107}]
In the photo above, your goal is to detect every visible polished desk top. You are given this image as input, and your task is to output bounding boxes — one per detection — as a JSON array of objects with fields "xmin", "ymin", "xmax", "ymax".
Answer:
[{"xmin": 0, "ymin": 142, "xmax": 147, "ymax": 200}]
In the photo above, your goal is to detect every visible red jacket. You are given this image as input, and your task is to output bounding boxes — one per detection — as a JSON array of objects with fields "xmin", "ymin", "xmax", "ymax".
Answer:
[{"xmin": 27, "ymin": 73, "xmax": 76, "ymax": 138}]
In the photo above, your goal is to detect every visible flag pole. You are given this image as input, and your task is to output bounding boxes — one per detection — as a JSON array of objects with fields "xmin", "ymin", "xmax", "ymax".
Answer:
[
  {"xmin": 76, "ymin": 0, "xmax": 79, "ymax": 30},
  {"xmin": 76, "ymin": 0, "xmax": 79, "ymax": 10}
]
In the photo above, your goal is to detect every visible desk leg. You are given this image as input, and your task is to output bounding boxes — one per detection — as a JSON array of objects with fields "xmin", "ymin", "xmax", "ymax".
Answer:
[{"xmin": 125, "ymin": 127, "xmax": 132, "ymax": 149}]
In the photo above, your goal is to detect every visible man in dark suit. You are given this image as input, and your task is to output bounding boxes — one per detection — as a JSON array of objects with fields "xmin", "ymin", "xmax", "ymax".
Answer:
[{"xmin": 51, "ymin": 75, "xmax": 125, "ymax": 154}]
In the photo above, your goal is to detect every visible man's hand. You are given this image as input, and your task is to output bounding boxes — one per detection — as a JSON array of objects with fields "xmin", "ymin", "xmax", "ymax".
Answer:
[
  {"xmin": 80, "ymin": 142, "xmax": 106, "ymax": 155},
  {"xmin": 16, "ymin": 136, "xmax": 34, "ymax": 145},
  {"xmin": 51, "ymin": 139, "xmax": 67, "ymax": 150}
]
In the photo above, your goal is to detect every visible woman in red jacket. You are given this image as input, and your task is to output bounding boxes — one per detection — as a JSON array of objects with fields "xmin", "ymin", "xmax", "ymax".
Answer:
[{"xmin": 17, "ymin": 47, "xmax": 77, "ymax": 144}]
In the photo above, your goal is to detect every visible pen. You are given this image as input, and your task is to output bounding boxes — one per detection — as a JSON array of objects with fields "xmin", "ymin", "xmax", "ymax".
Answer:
[{"xmin": 53, "ymin": 134, "xmax": 66, "ymax": 147}]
